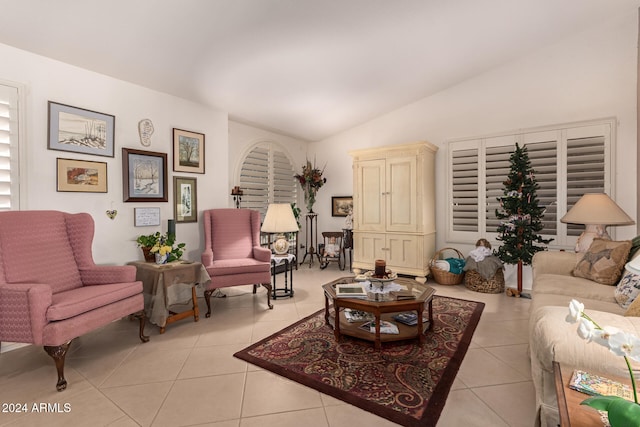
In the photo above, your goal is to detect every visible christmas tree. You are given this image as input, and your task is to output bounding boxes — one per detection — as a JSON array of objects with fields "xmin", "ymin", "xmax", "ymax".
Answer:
[{"xmin": 495, "ymin": 143, "xmax": 552, "ymax": 291}]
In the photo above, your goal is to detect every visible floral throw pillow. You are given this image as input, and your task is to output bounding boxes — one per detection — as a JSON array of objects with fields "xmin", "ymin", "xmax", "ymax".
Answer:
[
  {"xmin": 572, "ymin": 238, "xmax": 632, "ymax": 285},
  {"xmin": 615, "ymin": 268, "xmax": 640, "ymax": 309}
]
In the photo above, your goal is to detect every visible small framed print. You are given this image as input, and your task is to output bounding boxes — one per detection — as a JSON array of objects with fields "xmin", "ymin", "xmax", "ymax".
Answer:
[
  {"xmin": 331, "ymin": 196, "xmax": 353, "ymax": 217},
  {"xmin": 174, "ymin": 176, "xmax": 197, "ymax": 223},
  {"xmin": 122, "ymin": 148, "xmax": 168, "ymax": 202},
  {"xmin": 48, "ymin": 101, "xmax": 115, "ymax": 157},
  {"xmin": 173, "ymin": 128, "xmax": 205, "ymax": 174},
  {"xmin": 134, "ymin": 207, "xmax": 161, "ymax": 227},
  {"xmin": 56, "ymin": 158, "xmax": 107, "ymax": 193}
]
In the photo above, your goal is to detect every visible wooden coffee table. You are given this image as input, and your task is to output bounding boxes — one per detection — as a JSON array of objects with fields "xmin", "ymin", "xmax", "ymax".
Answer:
[{"xmin": 323, "ymin": 276, "xmax": 435, "ymax": 349}]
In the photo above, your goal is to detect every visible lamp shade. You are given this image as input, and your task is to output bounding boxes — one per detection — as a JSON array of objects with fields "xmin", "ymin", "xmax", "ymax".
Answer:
[
  {"xmin": 560, "ymin": 193, "xmax": 634, "ymax": 225},
  {"xmin": 261, "ymin": 204, "xmax": 299, "ymax": 233}
]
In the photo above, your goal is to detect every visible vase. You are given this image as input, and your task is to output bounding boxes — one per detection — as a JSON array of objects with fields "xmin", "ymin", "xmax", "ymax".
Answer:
[
  {"xmin": 155, "ymin": 253, "xmax": 168, "ymax": 264},
  {"xmin": 304, "ymin": 185, "xmax": 316, "ymax": 213},
  {"xmin": 141, "ymin": 247, "xmax": 155, "ymax": 262}
]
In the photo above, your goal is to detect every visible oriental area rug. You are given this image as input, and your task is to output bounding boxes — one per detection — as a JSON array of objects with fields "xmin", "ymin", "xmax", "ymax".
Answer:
[{"xmin": 234, "ymin": 296, "xmax": 484, "ymax": 427}]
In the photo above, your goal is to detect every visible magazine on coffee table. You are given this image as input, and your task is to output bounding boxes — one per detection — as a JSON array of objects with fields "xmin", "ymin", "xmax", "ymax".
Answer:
[
  {"xmin": 359, "ymin": 320, "xmax": 399, "ymax": 334},
  {"xmin": 568, "ymin": 369, "xmax": 634, "ymax": 401}
]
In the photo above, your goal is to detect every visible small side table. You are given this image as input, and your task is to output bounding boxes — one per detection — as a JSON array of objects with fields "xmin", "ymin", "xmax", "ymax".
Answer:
[
  {"xmin": 271, "ymin": 254, "xmax": 295, "ymax": 299},
  {"xmin": 129, "ymin": 261, "xmax": 210, "ymax": 333}
]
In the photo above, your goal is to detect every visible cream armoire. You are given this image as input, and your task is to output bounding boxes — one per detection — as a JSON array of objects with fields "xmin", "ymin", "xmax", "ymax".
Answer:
[{"xmin": 349, "ymin": 142, "xmax": 438, "ymax": 278}]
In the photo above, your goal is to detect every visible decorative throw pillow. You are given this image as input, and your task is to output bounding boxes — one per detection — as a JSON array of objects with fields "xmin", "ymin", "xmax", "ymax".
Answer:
[
  {"xmin": 615, "ymin": 268, "xmax": 640, "ymax": 309},
  {"xmin": 572, "ymin": 238, "xmax": 632, "ymax": 285},
  {"xmin": 625, "ymin": 293, "xmax": 640, "ymax": 317}
]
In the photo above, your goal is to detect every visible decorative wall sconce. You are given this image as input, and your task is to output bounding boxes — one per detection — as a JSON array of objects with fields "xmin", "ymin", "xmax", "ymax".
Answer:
[{"xmin": 231, "ymin": 186, "xmax": 243, "ymax": 209}]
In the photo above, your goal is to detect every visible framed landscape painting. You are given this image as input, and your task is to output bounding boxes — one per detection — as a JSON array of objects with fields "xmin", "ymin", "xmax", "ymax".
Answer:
[
  {"xmin": 56, "ymin": 158, "xmax": 107, "ymax": 193},
  {"xmin": 122, "ymin": 148, "xmax": 168, "ymax": 202},
  {"xmin": 173, "ymin": 128, "xmax": 205, "ymax": 174},
  {"xmin": 48, "ymin": 101, "xmax": 115, "ymax": 157},
  {"xmin": 332, "ymin": 196, "xmax": 353, "ymax": 217}
]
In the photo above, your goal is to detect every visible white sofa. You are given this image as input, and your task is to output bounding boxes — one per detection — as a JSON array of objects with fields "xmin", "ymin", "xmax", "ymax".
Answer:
[{"xmin": 529, "ymin": 250, "xmax": 640, "ymax": 427}]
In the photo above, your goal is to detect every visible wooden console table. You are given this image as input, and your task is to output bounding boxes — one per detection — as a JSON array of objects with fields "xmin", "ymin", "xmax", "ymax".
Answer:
[{"xmin": 129, "ymin": 261, "xmax": 211, "ymax": 333}]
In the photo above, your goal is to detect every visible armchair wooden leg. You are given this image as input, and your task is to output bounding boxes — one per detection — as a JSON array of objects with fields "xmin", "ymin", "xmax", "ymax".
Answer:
[
  {"xmin": 204, "ymin": 289, "xmax": 213, "ymax": 318},
  {"xmin": 262, "ymin": 283, "xmax": 274, "ymax": 309},
  {"xmin": 132, "ymin": 310, "xmax": 150, "ymax": 342},
  {"xmin": 44, "ymin": 342, "xmax": 71, "ymax": 392}
]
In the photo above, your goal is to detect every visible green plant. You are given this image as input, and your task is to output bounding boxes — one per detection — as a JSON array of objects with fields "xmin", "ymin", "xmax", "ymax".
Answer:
[{"xmin": 136, "ymin": 232, "xmax": 186, "ymax": 262}]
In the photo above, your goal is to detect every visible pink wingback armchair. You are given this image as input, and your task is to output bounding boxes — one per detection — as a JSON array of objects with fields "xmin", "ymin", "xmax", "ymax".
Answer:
[
  {"xmin": 0, "ymin": 211, "xmax": 148, "ymax": 391},
  {"xmin": 201, "ymin": 209, "xmax": 273, "ymax": 317}
]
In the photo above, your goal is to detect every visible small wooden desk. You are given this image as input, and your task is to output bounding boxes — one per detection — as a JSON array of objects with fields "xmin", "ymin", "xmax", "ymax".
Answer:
[
  {"xmin": 554, "ymin": 362, "xmax": 631, "ymax": 426},
  {"xmin": 129, "ymin": 261, "xmax": 210, "ymax": 333}
]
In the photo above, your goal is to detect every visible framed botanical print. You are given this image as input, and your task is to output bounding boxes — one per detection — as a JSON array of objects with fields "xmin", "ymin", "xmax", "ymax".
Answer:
[
  {"xmin": 56, "ymin": 158, "xmax": 107, "ymax": 193},
  {"xmin": 173, "ymin": 128, "xmax": 205, "ymax": 174},
  {"xmin": 173, "ymin": 176, "xmax": 197, "ymax": 223},
  {"xmin": 122, "ymin": 148, "xmax": 168, "ymax": 202},
  {"xmin": 48, "ymin": 101, "xmax": 115, "ymax": 157}
]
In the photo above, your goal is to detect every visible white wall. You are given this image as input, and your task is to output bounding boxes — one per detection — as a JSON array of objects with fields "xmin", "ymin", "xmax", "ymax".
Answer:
[
  {"xmin": 310, "ymin": 11, "xmax": 638, "ymax": 259},
  {"xmin": 0, "ymin": 43, "xmax": 228, "ymax": 265}
]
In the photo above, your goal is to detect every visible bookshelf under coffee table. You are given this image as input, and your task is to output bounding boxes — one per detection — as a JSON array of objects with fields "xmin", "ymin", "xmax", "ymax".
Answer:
[{"xmin": 322, "ymin": 276, "xmax": 435, "ymax": 349}]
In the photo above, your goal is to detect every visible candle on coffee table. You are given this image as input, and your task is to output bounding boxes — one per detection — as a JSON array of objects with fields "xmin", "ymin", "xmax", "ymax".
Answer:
[{"xmin": 375, "ymin": 259, "xmax": 386, "ymax": 277}]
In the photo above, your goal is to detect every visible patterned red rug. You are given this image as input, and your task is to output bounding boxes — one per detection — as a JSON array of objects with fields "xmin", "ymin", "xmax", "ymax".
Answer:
[{"xmin": 234, "ymin": 296, "xmax": 484, "ymax": 427}]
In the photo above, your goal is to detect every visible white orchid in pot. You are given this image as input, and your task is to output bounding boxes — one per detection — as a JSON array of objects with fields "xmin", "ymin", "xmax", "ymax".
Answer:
[{"xmin": 566, "ymin": 299, "xmax": 640, "ymax": 426}]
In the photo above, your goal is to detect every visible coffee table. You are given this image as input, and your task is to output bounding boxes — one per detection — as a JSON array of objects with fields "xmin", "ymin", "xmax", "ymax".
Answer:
[{"xmin": 323, "ymin": 276, "xmax": 435, "ymax": 349}]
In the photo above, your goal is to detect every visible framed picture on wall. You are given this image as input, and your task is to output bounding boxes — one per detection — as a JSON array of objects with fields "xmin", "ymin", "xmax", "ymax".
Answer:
[
  {"xmin": 56, "ymin": 158, "xmax": 107, "ymax": 193},
  {"xmin": 173, "ymin": 176, "xmax": 197, "ymax": 223},
  {"xmin": 48, "ymin": 101, "xmax": 115, "ymax": 157},
  {"xmin": 332, "ymin": 196, "xmax": 353, "ymax": 217},
  {"xmin": 122, "ymin": 148, "xmax": 168, "ymax": 202},
  {"xmin": 173, "ymin": 128, "xmax": 205, "ymax": 174}
]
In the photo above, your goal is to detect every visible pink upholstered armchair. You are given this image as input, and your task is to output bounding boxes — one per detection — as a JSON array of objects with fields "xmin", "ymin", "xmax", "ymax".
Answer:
[
  {"xmin": 201, "ymin": 209, "xmax": 273, "ymax": 317},
  {"xmin": 0, "ymin": 211, "xmax": 148, "ymax": 391}
]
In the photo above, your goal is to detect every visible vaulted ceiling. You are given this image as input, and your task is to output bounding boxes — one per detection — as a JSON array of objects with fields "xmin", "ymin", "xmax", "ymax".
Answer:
[{"xmin": 0, "ymin": 0, "xmax": 638, "ymax": 141}]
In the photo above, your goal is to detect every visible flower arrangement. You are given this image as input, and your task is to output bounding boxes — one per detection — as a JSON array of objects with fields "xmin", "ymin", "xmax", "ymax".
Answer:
[
  {"xmin": 136, "ymin": 232, "xmax": 186, "ymax": 263},
  {"xmin": 566, "ymin": 299, "xmax": 640, "ymax": 426},
  {"xmin": 294, "ymin": 158, "xmax": 326, "ymax": 213}
]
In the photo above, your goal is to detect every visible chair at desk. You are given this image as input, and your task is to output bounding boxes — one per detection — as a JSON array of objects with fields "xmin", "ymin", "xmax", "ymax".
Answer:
[{"xmin": 319, "ymin": 231, "xmax": 345, "ymax": 270}]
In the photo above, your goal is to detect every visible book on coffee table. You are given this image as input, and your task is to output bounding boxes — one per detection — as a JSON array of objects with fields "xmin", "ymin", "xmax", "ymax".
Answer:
[{"xmin": 568, "ymin": 369, "xmax": 634, "ymax": 401}]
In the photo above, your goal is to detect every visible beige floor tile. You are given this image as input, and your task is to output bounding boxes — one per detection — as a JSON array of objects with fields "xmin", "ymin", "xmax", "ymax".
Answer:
[
  {"xmin": 486, "ymin": 343, "xmax": 532, "ymax": 378},
  {"xmin": 323, "ymin": 403, "xmax": 398, "ymax": 426},
  {"xmin": 102, "ymin": 381, "xmax": 173, "ymax": 426},
  {"xmin": 438, "ymin": 389, "xmax": 509, "ymax": 426},
  {"xmin": 241, "ymin": 370, "xmax": 323, "ymax": 417},
  {"xmin": 178, "ymin": 344, "xmax": 248, "ymax": 379},
  {"xmin": 107, "ymin": 416, "xmax": 141, "ymax": 426},
  {"xmin": 471, "ymin": 320, "xmax": 529, "ymax": 347},
  {"xmin": 195, "ymin": 323, "xmax": 254, "ymax": 347},
  {"xmin": 239, "ymin": 408, "xmax": 329, "ymax": 427},
  {"xmin": 101, "ymin": 346, "xmax": 191, "ymax": 388},
  {"xmin": 152, "ymin": 373, "xmax": 245, "ymax": 426},
  {"xmin": 251, "ymin": 320, "xmax": 296, "ymax": 343},
  {"xmin": 457, "ymin": 348, "xmax": 528, "ymax": 387},
  {"xmin": 473, "ymin": 381, "xmax": 537, "ymax": 427}
]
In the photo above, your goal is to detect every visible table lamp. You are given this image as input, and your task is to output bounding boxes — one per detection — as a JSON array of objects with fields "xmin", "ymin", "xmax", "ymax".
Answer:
[
  {"xmin": 261, "ymin": 203, "xmax": 299, "ymax": 255},
  {"xmin": 560, "ymin": 193, "xmax": 635, "ymax": 253}
]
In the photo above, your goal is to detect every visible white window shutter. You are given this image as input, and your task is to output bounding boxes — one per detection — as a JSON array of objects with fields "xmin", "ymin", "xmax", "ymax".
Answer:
[{"xmin": 0, "ymin": 84, "xmax": 19, "ymax": 211}]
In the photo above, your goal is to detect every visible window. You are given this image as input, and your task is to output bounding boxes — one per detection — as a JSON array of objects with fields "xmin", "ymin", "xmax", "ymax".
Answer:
[
  {"xmin": 238, "ymin": 142, "xmax": 297, "ymax": 217},
  {"xmin": 448, "ymin": 119, "xmax": 613, "ymax": 248},
  {"xmin": 0, "ymin": 82, "xmax": 20, "ymax": 211}
]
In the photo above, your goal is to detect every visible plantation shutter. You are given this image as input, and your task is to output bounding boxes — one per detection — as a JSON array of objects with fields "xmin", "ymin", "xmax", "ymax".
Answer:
[
  {"xmin": 238, "ymin": 143, "xmax": 296, "ymax": 218},
  {"xmin": 451, "ymin": 145, "xmax": 479, "ymax": 232},
  {"xmin": 484, "ymin": 141, "xmax": 514, "ymax": 234},
  {"xmin": 0, "ymin": 84, "xmax": 19, "ymax": 211},
  {"xmin": 522, "ymin": 131, "xmax": 559, "ymax": 237},
  {"xmin": 565, "ymin": 125, "xmax": 607, "ymax": 236}
]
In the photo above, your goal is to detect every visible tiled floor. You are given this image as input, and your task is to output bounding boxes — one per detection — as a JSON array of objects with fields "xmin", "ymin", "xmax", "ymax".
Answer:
[{"xmin": 0, "ymin": 267, "xmax": 536, "ymax": 426}]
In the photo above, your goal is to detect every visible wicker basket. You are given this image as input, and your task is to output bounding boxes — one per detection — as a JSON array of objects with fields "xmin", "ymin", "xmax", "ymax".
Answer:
[
  {"xmin": 464, "ymin": 268, "xmax": 505, "ymax": 294},
  {"xmin": 429, "ymin": 248, "xmax": 465, "ymax": 285}
]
